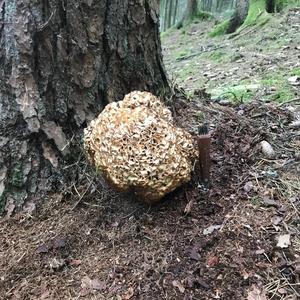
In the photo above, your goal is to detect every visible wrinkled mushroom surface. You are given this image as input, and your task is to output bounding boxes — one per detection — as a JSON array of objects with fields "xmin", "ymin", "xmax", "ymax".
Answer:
[{"xmin": 84, "ymin": 91, "xmax": 197, "ymax": 202}]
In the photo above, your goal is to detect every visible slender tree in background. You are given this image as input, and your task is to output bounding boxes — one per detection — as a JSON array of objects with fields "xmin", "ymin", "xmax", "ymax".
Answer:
[
  {"xmin": 0, "ymin": 0, "xmax": 169, "ymax": 212},
  {"xmin": 160, "ymin": 0, "xmax": 180, "ymax": 31},
  {"xmin": 176, "ymin": 0, "xmax": 198, "ymax": 28}
]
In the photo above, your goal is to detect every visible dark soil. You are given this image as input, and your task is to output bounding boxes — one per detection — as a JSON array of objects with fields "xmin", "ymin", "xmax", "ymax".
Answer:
[{"xmin": 0, "ymin": 96, "xmax": 299, "ymax": 299}]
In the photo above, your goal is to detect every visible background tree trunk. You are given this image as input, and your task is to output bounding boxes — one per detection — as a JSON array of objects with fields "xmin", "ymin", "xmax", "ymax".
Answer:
[
  {"xmin": 0, "ymin": 0, "xmax": 169, "ymax": 213},
  {"xmin": 176, "ymin": 0, "xmax": 198, "ymax": 28},
  {"xmin": 227, "ymin": 0, "xmax": 249, "ymax": 33}
]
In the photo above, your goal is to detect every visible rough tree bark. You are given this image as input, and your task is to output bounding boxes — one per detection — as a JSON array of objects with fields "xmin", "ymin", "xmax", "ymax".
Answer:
[{"xmin": 0, "ymin": 0, "xmax": 169, "ymax": 213}]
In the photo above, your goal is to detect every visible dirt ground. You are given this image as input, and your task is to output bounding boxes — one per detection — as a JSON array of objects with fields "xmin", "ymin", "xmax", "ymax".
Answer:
[{"xmin": 0, "ymin": 8, "xmax": 300, "ymax": 300}]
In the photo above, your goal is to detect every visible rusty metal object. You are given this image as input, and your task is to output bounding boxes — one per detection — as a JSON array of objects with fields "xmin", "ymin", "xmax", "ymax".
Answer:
[{"xmin": 197, "ymin": 124, "xmax": 211, "ymax": 187}]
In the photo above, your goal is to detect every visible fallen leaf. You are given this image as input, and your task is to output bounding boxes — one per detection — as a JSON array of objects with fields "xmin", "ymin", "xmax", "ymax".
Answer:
[
  {"xmin": 40, "ymin": 290, "xmax": 51, "ymax": 300},
  {"xmin": 36, "ymin": 243, "xmax": 51, "ymax": 254},
  {"xmin": 122, "ymin": 287, "xmax": 134, "ymax": 299},
  {"xmin": 207, "ymin": 256, "xmax": 219, "ymax": 267},
  {"xmin": 53, "ymin": 237, "xmax": 66, "ymax": 249},
  {"xmin": 203, "ymin": 225, "xmax": 221, "ymax": 235},
  {"xmin": 184, "ymin": 200, "xmax": 193, "ymax": 214},
  {"xmin": 247, "ymin": 285, "xmax": 267, "ymax": 300},
  {"xmin": 189, "ymin": 247, "xmax": 200, "ymax": 261},
  {"xmin": 172, "ymin": 280, "xmax": 185, "ymax": 293},
  {"xmin": 81, "ymin": 276, "xmax": 106, "ymax": 292},
  {"xmin": 262, "ymin": 197, "xmax": 279, "ymax": 208},
  {"xmin": 23, "ymin": 201, "xmax": 36, "ymax": 214},
  {"xmin": 244, "ymin": 181, "xmax": 254, "ymax": 193},
  {"xmin": 48, "ymin": 258, "xmax": 66, "ymax": 270},
  {"xmin": 277, "ymin": 234, "xmax": 291, "ymax": 248},
  {"xmin": 271, "ymin": 215, "xmax": 283, "ymax": 225},
  {"xmin": 294, "ymin": 262, "xmax": 300, "ymax": 274},
  {"xmin": 69, "ymin": 259, "xmax": 82, "ymax": 266}
]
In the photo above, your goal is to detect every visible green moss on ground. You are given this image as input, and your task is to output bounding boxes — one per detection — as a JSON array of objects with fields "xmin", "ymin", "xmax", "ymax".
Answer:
[
  {"xmin": 211, "ymin": 83, "xmax": 258, "ymax": 103},
  {"xmin": 160, "ymin": 27, "xmax": 176, "ymax": 39},
  {"xmin": 261, "ymin": 71, "xmax": 296, "ymax": 102},
  {"xmin": 209, "ymin": 19, "xmax": 230, "ymax": 37},
  {"xmin": 290, "ymin": 67, "xmax": 300, "ymax": 76},
  {"xmin": 207, "ymin": 50, "xmax": 227, "ymax": 62},
  {"xmin": 175, "ymin": 49, "xmax": 193, "ymax": 60}
]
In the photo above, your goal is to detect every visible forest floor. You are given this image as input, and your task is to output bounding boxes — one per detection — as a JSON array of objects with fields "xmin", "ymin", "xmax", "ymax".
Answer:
[
  {"xmin": 162, "ymin": 8, "xmax": 300, "ymax": 104},
  {"xmin": 0, "ymin": 7, "xmax": 300, "ymax": 300}
]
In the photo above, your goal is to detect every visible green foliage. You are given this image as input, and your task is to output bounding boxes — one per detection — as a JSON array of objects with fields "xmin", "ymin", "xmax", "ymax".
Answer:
[
  {"xmin": 275, "ymin": 0, "xmax": 300, "ymax": 10},
  {"xmin": 209, "ymin": 19, "xmax": 230, "ymax": 37}
]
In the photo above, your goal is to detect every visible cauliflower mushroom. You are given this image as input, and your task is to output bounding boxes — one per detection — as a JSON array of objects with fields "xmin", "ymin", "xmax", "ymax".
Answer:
[{"xmin": 84, "ymin": 91, "xmax": 197, "ymax": 203}]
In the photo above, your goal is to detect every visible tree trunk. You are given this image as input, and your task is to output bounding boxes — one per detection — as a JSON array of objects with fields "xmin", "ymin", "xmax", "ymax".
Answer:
[
  {"xmin": 172, "ymin": 0, "xmax": 179, "ymax": 25},
  {"xmin": 176, "ymin": 0, "xmax": 198, "ymax": 28},
  {"xmin": 0, "ymin": 0, "xmax": 169, "ymax": 213},
  {"xmin": 227, "ymin": 0, "xmax": 250, "ymax": 33},
  {"xmin": 167, "ymin": 0, "xmax": 173, "ymax": 28}
]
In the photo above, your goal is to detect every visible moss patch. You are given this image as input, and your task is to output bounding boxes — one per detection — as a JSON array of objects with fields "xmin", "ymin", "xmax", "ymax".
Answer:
[
  {"xmin": 261, "ymin": 71, "xmax": 296, "ymax": 102},
  {"xmin": 290, "ymin": 67, "xmax": 300, "ymax": 77},
  {"xmin": 207, "ymin": 50, "xmax": 227, "ymax": 63},
  {"xmin": 210, "ymin": 83, "xmax": 259, "ymax": 103},
  {"xmin": 209, "ymin": 19, "xmax": 230, "ymax": 37},
  {"xmin": 242, "ymin": 0, "xmax": 268, "ymax": 27},
  {"xmin": 175, "ymin": 49, "xmax": 193, "ymax": 60},
  {"xmin": 160, "ymin": 27, "xmax": 176, "ymax": 39}
]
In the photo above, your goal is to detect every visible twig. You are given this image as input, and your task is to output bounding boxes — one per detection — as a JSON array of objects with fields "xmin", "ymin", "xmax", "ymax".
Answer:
[
  {"xmin": 277, "ymin": 98, "xmax": 300, "ymax": 107},
  {"xmin": 37, "ymin": 10, "xmax": 56, "ymax": 32},
  {"xmin": 71, "ymin": 181, "xmax": 94, "ymax": 210}
]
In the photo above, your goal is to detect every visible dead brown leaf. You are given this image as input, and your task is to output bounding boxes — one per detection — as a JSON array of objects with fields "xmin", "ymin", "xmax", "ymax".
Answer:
[
  {"xmin": 81, "ymin": 276, "xmax": 106, "ymax": 295},
  {"xmin": 122, "ymin": 287, "xmax": 134, "ymax": 299},
  {"xmin": 247, "ymin": 285, "xmax": 267, "ymax": 300},
  {"xmin": 172, "ymin": 280, "xmax": 185, "ymax": 293}
]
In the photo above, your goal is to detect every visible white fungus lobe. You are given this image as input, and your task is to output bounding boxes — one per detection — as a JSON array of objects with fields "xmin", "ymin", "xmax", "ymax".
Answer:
[{"xmin": 84, "ymin": 91, "xmax": 197, "ymax": 203}]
